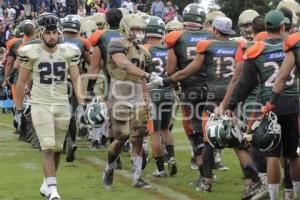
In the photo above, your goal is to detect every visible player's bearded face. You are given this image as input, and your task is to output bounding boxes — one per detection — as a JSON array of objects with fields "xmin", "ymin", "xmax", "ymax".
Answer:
[{"xmin": 42, "ymin": 30, "xmax": 59, "ymax": 48}]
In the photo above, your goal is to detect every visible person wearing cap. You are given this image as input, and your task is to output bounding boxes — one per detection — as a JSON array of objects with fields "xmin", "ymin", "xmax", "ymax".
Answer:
[
  {"xmin": 148, "ymin": 16, "xmax": 265, "ymax": 197},
  {"xmin": 223, "ymin": 10, "xmax": 300, "ymax": 200}
]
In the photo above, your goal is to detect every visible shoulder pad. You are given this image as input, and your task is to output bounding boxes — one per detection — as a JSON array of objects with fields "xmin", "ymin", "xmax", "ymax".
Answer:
[
  {"xmin": 244, "ymin": 42, "xmax": 265, "ymax": 60},
  {"xmin": 164, "ymin": 30, "xmax": 184, "ymax": 49},
  {"xmin": 108, "ymin": 38, "xmax": 129, "ymax": 55},
  {"xmin": 143, "ymin": 44, "xmax": 152, "ymax": 50},
  {"xmin": 254, "ymin": 31, "xmax": 268, "ymax": 42},
  {"xmin": 284, "ymin": 32, "xmax": 300, "ymax": 52},
  {"xmin": 140, "ymin": 45, "xmax": 151, "ymax": 60},
  {"xmin": 18, "ymin": 44, "xmax": 34, "ymax": 62},
  {"xmin": 196, "ymin": 40, "xmax": 213, "ymax": 54},
  {"xmin": 88, "ymin": 30, "xmax": 106, "ymax": 46},
  {"xmin": 6, "ymin": 38, "xmax": 20, "ymax": 51},
  {"xmin": 79, "ymin": 36, "xmax": 91, "ymax": 50},
  {"xmin": 60, "ymin": 43, "xmax": 81, "ymax": 66}
]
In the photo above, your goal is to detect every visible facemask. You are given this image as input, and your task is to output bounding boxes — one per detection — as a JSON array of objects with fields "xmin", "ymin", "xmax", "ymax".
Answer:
[{"xmin": 133, "ymin": 32, "xmax": 145, "ymax": 44}]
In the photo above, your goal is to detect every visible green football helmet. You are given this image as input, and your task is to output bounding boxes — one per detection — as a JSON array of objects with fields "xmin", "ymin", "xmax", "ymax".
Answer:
[
  {"xmin": 62, "ymin": 15, "xmax": 81, "ymax": 33},
  {"xmin": 165, "ymin": 20, "xmax": 184, "ymax": 33},
  {"xmin": 145, "ymin": 16, "xmax": 165, "ymax": 38},
  {"xmin": 182, "ymin": 3, "xmax": 206, "ymax": 27},
  {"xmin": 120, "ymin": 14, "xmax": 146, "ymax": 44},
  {"xmin": 247, "ymin": 111, "xmax": 281, "ymax": 152},
  {"xmin": 83, "ymin": 97, "xmax": 108, "ymax": 127},
  {"xmin": 206, "ymin": 114, "xmax": 245, "ymax": 149},
  {"xmin": 238, "ymin": 10, "xmax": 259, "ymax": 40},
  {"xmin": 19, "ymin": 19, "xmax": 35, "ymax": 36}
]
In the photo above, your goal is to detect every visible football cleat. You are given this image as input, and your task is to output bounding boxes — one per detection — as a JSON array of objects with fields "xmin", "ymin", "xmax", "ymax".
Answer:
[
  {"xmin": 66, "ymin": 136, "xmax": 77, "ymax": 162},
  {"xmin": 242, "ymin": 180, "xmax": 264, "ymax": 200},
  {"xmin": 103, "ymin": 167, "xmax": 114, "ymax": 189},
  {"xmin": 132, "ymin": 179, "xmax": 152, "ymax": 189},
  {"xmin": 190, "ymin": 156, "xmax": 198, "ymax": 170},
  {"xmin": 39, "ymin": 182, "xmax": 50, "ymax": 198},
  {"xmin": 213, "ymin": 162, "xmax": 229, "ymax": 171},
  {"xmin": 48, "ymin": 191, "xmax": 60, "ymax": 200},
  {"xmin": 168, "ymin": 157, "xmax": 177, "ymax": 176},
  {"xmin": 196, "ymin": 178, "xmax": 212, "ymax": 192},
  {"xmin": 283, "ymin": 189, "xmax": 294, "ymax": 200},
  {"xmin": 151, "ymin": 170, "xmax": 167, "ymax": 178}
]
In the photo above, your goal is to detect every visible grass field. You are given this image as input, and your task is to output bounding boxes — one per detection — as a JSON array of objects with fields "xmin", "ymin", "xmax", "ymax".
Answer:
[{"xmin": 0, "ymin": 112, "xmax": 250, "ymax": 200}]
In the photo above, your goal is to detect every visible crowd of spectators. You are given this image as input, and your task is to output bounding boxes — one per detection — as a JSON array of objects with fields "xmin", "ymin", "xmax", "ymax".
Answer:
[{"xmin": 0, "ymin": 0, "xmax": 182, "ymax": 48}]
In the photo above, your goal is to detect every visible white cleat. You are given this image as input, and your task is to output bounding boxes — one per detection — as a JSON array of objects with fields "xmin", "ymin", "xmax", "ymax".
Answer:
[
  {"xmin": 39, "ymin": 183, "xmax": 50, "ymax": 198},
  {"xmin": 49, "ymin": 191, "xmax": 61, "ymax": 200}
]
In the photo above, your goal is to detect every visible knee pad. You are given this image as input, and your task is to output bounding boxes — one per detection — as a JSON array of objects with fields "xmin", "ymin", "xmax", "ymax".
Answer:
[{"xmin": 189, "ymin": 132, "xmax": 204, "ymax": 156}]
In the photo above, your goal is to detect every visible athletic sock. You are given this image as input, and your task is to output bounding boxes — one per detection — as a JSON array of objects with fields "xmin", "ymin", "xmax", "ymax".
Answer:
[
  {"xmin": 132, "ymin": 156, "xmax": 143, "ymax": 182},
  {"xmin": 292, "ymin": 181, "xmax": 300, "ymax": 198},
  {"xmin": 165, "ymin": 145, "xmax": 175, "ymax": 158},
  {"xmin": 198, "ymin": 165, "xmax": 204, "ymax": 177},
  {"xmin": 154, "ymin": 156, "xmax": 165, "ymax": 172},
  {"xmin": 46, "ymin": 177, "xmax": 57, "ymax": 194},
  {"xmin": 268, "ymin": 184, "xmax": 279, "ymax": 200}
]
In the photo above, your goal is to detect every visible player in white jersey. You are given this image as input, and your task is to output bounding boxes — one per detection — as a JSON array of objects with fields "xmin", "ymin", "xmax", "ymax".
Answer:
[{"xmin": 15, "ymin": 13, "xmax": 84, "ymax": 200}]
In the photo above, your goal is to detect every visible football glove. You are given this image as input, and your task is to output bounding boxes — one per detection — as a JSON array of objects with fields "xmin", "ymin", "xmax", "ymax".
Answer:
[{"xmin": 147, "ymin": 75, "xmax": 164, "ymax": 89}]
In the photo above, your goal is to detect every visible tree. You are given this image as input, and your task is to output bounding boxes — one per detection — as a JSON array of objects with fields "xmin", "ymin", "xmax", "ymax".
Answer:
[{"xmin": 215, "ymin": 0, "xmax": 275, "ymax": 30}]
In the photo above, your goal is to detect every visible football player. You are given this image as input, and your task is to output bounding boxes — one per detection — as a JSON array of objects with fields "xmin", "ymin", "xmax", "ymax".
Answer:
[
  {"xmin": 5, "ymin": 19, "xmax": 36, "ymax": 141},
  {"xmin": 261, "ymin": 21, "xmax": 300, "ymax": 200},
  {"xmin": 15, "ymin": 13, "xmax": 84, "ymax": 200},
  {"xmin": 102, "ymin": 13, "xmax": 153, "ymax": 189},
  {"xmin": 88, "ymin": 8, "xmax": 123, "ymax": 164},
  {"xmin": 61, "ymin": 14, "xmax": 91, "ymax": 162},
  {"xmin": 148, "ymin": 16, "xmax": 265, "ymax": 198},
  {"xmin": 144, "ymin": 16, "xmax": 176, "ymax": 177},
  {"xmin": 164, "ymin": 3, "xmax": 214, "ymax": 185},
  {"xmin": 225, "ymin": 10, "xmax": 300, "ymax": 200}
]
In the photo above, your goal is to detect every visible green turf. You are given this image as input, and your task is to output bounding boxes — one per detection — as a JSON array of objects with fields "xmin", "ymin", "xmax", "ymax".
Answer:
[{"xmin": 0, "ymin": 113, "xmax": 270, "ymax": 200}]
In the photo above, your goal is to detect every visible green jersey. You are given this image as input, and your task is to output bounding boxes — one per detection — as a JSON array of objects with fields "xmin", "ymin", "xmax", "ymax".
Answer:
[
  {"xmin": 144, "ymin": 43, "xmax": 174, "ymax": 103},
  {"xmin": 165, "ymin": 29, "xmax": 213, "ymax": 88},
  {"xmin": 197, "ymin": 39, "xmax": 240, "ymax": 100},
  {"xmin": 245, "ymin": 38, "xmax": 297, "ymax": 103}
]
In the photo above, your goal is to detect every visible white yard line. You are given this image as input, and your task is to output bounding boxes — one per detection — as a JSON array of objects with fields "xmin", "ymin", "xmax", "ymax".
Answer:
[{"xmin": 84, "ymin": 156, "xmax": 192, "ymax": 200}]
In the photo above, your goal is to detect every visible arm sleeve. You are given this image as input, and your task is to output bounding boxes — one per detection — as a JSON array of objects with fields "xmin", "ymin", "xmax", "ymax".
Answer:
[{"xmin": 227, "ymin": 60, "xmax": 259, "ymax": 110}]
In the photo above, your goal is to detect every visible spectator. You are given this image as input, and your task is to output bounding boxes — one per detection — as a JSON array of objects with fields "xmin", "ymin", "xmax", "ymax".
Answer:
[
  {"xmin": 98, "ymin": 2, "xmax": 108, "ymax": 14},
  {"xmin": 6, "ymin": 3, "xmax": 16, "ymax": 22},
  {"xmin": 66, "ymin": 0, "xmax": 78, "ymax": 14},
  {"xmin": 173, "ymin": 7, "xmax": 182, "ymax": 22},
  {"xmin": 77, "ymin": 3, "xmax": 86, "ymax": 17},
  {"xmin": 28, "ymin": 11, "xmax": 36, "ymax": 19},
  {"xmin": 13, "ymin": 1, "xmax": 24, "ymax": 21},
  {"xmin": 5, "ymin": 24, "xmax": 13, "ymax": 40},
  {"xmin": 121, "ymin": 0, "xmax": 134, "ymax": 14},
  {"xmin": 164, "ymin": 3, "xmax": 174, "ymax": 22},
  {"xmin": 150, "ymin": 0, "xmax": 164, "ymax": 19},
  {"xmin": 37, "ymin": 1, "xmax": 49, "ymax": 15},
  {"xmin": 0, "ymin": 24, "xmax": 6, "ymax": 48},
  {"xmin": 57, "ymin": 4, "xmax": 66, "ymax": 17}
]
